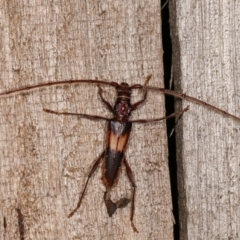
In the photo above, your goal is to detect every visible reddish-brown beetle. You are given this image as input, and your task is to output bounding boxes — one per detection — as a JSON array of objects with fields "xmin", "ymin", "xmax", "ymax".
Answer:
[
  {"xmin": 43, "ymin": 76, "xmax": 188, "ymax": 232},
  {"xmin": 1, "ymin": 75, "xmax": 240, "ymax": 232}
]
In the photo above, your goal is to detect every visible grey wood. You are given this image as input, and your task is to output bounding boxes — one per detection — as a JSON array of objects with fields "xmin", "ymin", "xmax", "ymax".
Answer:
[
  {"xmin": 170, "ymin": 1, "xmax": 240, "ymax": 239},
  {"xmin": 0, "ymin": 1, "xmax": 172, "ymax": 239}
]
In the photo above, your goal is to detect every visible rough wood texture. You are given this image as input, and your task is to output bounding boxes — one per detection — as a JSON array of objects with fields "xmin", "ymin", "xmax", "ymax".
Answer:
[
  {"xmin": 170, "ymin": 1, "xmax": 240, "ymax": 239},
  {"xmin": 0, "ymin": 1, "xmax": 173, "ymax": 239}
]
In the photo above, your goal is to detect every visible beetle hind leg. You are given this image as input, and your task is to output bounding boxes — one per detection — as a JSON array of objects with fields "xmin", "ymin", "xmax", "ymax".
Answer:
[
  {"xmin": 123, "ymin": 157, "xmax": 139, "ymax": 233},
  {"xmin": 68, "ymin": 150, "xmax": 105, "ymax": 218}
]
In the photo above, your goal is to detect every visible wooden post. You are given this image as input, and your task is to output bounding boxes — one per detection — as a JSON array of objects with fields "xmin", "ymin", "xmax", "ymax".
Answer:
[
  {"xmin": 0, "ymin": 1, "xmax": 173, "ymax": 239},
  {"xmin": 170, "ymin": 1, "xmax": 240, "ymax": 239}
]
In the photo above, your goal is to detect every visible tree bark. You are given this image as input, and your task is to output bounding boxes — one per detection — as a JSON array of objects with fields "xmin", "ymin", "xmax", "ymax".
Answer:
[
  {"xmin": 170, "ymin": 0, "xmax": 240, "ymax": 239},
  {"xmin": 0, "ymin": 1, "xmax": 173, "ymax": 239}
]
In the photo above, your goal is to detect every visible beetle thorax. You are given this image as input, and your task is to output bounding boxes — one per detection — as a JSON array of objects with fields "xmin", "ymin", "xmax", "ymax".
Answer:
[
  {"xmin": 114, "ymin": 99, "xmax": 131, "ymax": 121},
  {"xmin": 114, "ymin": 83, "xmax": 132, "ymax": 121}
]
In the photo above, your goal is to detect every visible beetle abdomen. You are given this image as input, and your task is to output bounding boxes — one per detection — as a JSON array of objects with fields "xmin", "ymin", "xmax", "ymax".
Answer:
[
  {"xmin": 102, "ymin": 120, "xmax": 132, "ymax": 188},
  {"xmin": 103, "ymin": 149, "xmax": 123, "ymax": 187}
]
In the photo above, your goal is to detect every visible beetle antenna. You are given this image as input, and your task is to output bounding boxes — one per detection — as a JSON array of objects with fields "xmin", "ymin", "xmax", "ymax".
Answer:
[{"xmin": 143, "ymin": 74, "xmax": 152, "ymax": 87}]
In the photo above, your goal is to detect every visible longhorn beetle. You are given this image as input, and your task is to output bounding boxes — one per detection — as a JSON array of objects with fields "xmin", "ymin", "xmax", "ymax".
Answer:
[
  {"xmin": 44, "ymin": 75, "xmax": 189, "ymax": 232},
  {"xmin": 1, "ymin": 75, "xmax": 240, "ymax": 232}
]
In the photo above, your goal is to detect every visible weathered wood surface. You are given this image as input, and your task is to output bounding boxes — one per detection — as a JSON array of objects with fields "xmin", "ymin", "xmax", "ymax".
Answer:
[
  {"xmin": 170, "ymin": 1, "xmax": 240, "ymax": 239},
  {"xmin": 0, "ymin": 1, "xmax": 172, "ymax": 239}
]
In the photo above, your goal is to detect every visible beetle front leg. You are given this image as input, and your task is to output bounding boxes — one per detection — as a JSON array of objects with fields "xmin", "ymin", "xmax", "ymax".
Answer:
[
  {"xmin": 131, "ymin": 74, "xmax": 152, "ymax": 111},
  {"xmin": 131, "ymin": 89, "xmax": 147, "ymax": 111},
  {"xmin": 98, "ymin": 85, "xmax": 114, "ymax": 112}
]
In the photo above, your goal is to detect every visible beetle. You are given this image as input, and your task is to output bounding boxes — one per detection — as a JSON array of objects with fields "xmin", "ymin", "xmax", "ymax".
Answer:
[
  {"xmin": 43, "ymin": 75, "xmax": 189, "ymax": 232},
  {"xmin": 1, "ymin": 75, "xmax": 240, "ymax": 232}
]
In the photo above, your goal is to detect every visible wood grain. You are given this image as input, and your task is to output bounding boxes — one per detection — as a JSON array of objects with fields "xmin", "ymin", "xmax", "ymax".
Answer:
[
  {"xmin": 0, "ymin": 1, "xmax": 172, "ymax": 239},
  {"xmin": 170, "ymin": 1, "xmax": 240, "ymax": 239}
]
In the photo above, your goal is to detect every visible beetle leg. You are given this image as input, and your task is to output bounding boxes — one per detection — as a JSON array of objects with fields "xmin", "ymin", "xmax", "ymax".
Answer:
[
  {"xmin": 131, "ymin": 75, "xmax": 152, "ymax": 111},
  {"xmin": 43, "ymin": 109, "xmax": 110, "ymax": 121},
  {"xmin": 98, "ymin": 85, "xmax": 114, "ymax": 112},
  {"xmin": 123, "ymin": 157, "xmax": 139, "ymax": 233},
  {"xmin": 131, "ymin": 91, "xmax": 147, "ymax": 111},
  {"xmin": 68, "ymin": 150, "xmax": 105, "ymax": 218},
  {"xmin": 131, "ymin": 106, "xmax": 189, "ymax": 123}
]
